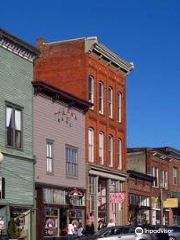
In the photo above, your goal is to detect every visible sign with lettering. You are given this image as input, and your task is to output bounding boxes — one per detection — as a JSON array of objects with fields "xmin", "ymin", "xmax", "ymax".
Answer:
[
  {"xmin": 110, "ymin": 192, "xmax": 125, "ymax": 203},
  {"xmin": 68, "ymin": 188, "xmax": 84, "ymax": 200},
  {"xmin": 54, "ymin": 107, "xmax": 77, "ymax": 127}
]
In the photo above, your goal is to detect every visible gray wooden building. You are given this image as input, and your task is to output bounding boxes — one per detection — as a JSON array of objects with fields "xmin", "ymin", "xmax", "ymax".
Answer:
[{"xmin": 0, "ymin": 27, "xmax": 39, "ymax": 239}]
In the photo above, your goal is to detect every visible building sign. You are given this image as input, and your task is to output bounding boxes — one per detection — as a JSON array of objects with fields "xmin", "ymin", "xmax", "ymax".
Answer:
[
  {"xmin": 68, "ymin": 188, "xmax": 84, "ymax": 200},
  {"xmin": 54, "ymin": 107, "xmax": 77, "ymax": 127},
  {"xmin": 110, "ymin": 192, "xmax": 125, "ymax": 203},
  {"xmin": 163, "ymin": 198, "xmax": 178, "ymax": 208}
]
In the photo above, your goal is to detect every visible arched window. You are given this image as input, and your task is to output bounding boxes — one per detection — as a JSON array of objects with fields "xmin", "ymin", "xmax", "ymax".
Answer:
[
  {"xmin": 108, "ymin": 87, "xmax": 113, "ymax": 118},
  {"xmin": 117, "ymin": 138, "xmax": 122, "ymax": 169},
  {"xmin": 99, "ymin": 132, "xmax": 104, "ymax": 164},
  {"xmin": 88, "ymin": 76, "xmax": 94, "ymax": 109},
  {"xmin": 117, "ymin": 92, "xmax": 122, "ymax": 122},
  {"xmin": 108, "ymin": 135, "xmax": 113, "ymax": 167},
  {"xmin": 88, "ymin": 128, "xmax": 94, "ymax": 162},
  {"xmin": 99, "ymin": 82, "xmax": 104, "ymax": 114}
]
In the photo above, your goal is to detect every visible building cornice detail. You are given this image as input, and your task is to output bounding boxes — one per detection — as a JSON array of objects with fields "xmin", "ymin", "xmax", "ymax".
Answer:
[{"xmin": 0, "ymin": 37, "xmax": 37, "ymax": 62}]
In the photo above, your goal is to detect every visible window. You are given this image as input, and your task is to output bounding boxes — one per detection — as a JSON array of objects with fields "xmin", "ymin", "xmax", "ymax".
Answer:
[
  {"xmin": 99, "ymin": 82, "xmax": 104, "ymax": 114},
  {"xmin": 88, "ymin": 76, "xmax": 94, "ymax": 108},
  {"xmin": 6, "ymin": 104, "xmax": 22, "ymax": 149},
  {"xmin": 173, "ymin": 167, "xmax": 178, "ymax": 185},
  {"xmin": 161, "ymin": 170, "xmax": 168, "ymax": 189},
  {"xmin": 152, "ymin": 167, "xmax": 159, "ymax": 187},
  {"xmin": 117, "ymin": 92, "xmax": 122, "ymax": 122},
  {"xmin": 108, "ymin": 135, "xmax": 113, "ymax": 167},
  {"xmin": 117, "ymin": 139, "xmax": 122, "ymax": 169},
  {"xmin": 99, "ymin": 132, "xmax": 104, "ymax": 164},
  {"xmin": 47, "ymin": 141, "xmax": 53, "ymax": 173},
  {"xmin": 88, "ymin": 128, "xmax": 94, "ymax": 162},
  {"xmin": 108, "ymin": 87, "xmax": 113, "ymax": 118},
  {"xmin": 66, "ymin": 146, "xmax": 78, "ymax": 178}
]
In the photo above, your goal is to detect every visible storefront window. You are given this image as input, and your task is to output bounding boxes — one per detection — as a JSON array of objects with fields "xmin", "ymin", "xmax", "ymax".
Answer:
[{"xmin": 44, "ymin": 207, "xmax": 59, "ymax": 237}]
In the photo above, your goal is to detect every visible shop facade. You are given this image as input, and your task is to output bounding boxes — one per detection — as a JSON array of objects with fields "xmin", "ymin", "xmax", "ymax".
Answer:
[
  {"xmin": 33, "ymin": 81, "xmax": 91, "ymax": 240},
  {"xmin": 87, "ymin": 165, "xmax": 128, "ymax": 228},
  {"xmin": 0, "ymin": 28, "xmax": 39, "ymax": 239}
]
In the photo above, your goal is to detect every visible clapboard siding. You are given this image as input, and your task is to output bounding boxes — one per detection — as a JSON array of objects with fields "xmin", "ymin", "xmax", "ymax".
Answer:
[
  {"xmin": 0, "ymin": 46, "xmax": 34, "ymax": 205},
  {"xmin": 33, "ymin": 94, "xmax": 86, "ymax": 189}
]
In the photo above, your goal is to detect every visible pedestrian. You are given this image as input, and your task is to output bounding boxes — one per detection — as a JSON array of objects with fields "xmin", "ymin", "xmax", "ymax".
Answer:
[
  {"xmin": 98, "ymin": 220, "xmax": 105, "ymax": 231},
  {"xmin": 84, "ymin": 221, "xmax": 94, "ymax": 236},
  {"xmin": 107, "ymin": 219, "xmax": 115, "ymax": 227},
  {"xmin": 77, "ymin": 222, "xmax": 84, "ymax": 238},
  {"xmin": 67, "ymin": 221, "xmax": 74, "ymax": 240}
]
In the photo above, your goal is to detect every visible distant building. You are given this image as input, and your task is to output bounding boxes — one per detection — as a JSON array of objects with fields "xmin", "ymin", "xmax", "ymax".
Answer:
[
  {"xmin": 33, "ymin": 81, "xmax": 91, "ymax": 239},
  {"xmin": 0, "ymin": 27, "xmax": 39, "ymax": 239},
  {"xmin": 34, "ymin": 37, "xmax": 134, "ymax": 227},
  {"xmin": 127, "ymin": 147, "xmax": 180, "ymax": 225}
]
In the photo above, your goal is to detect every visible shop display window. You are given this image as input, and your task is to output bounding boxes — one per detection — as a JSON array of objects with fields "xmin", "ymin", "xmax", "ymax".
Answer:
[{"xmin": 44, "ymin": 207, "xmax": 59, "ymax": 237}]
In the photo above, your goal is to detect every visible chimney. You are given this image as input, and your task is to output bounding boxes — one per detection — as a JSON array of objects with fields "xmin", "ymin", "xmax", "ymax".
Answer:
[{"xmin": 36, "ymin": 37, "xmax": 46, "ymax": 51}]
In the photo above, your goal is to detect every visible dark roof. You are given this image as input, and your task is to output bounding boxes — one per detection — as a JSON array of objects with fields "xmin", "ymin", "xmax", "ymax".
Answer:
[
  {"xmin": 0, "ymin": 27, "xmax": 39, "ymax": 55},
  {"xmin": 32, "ymin": 81, "xmax": 92, "ymax": 111},
  {"xmin": 154, "ymin": 147, "xmax": 180, "ymax": 161},
  {"xmin": 127, "ymin": 170, "xmax": 156, "ymax": 182}
]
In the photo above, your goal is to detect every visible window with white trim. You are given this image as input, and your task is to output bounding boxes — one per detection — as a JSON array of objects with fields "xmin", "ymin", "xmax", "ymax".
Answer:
[
  {"xmin": 108, "ymin": 135, "xmax": 113, "ymax": 167},
  {"xmin": 88, "ymin": 128, "xmax": 94, "ymax": 162},
  {"xmin": 108, "ymin": 87, "xmax": 113, "ymax": 118},
  {"xmin": 99, "ymin": 82, "xmax": 104, "ymax": 114},
  {"xmin": 66, "ymin": 146, "xmax": 78, "ymax": 178},
  {"xmin": 117, "ymin": 92, "xmax": 122, "ymax": 122},
  {"xmin": 173, "ymin": 167, "xmax": 178, "ymax": 185},
  {"xmin": 161, "ymin": 170, "xmax": 168, "ymax": 189},
  {"xmin": 47, "ymin": 141, "xmax": 53, "ymax": 173},
  {"xmin": 117, "ymin": 138, "xmax": 122, "ymax": 169},
  {"xmin": 99, "ymin": 132, "xmax": 104, "ymax": 164},
  {"xmin": 6, "ymin": 104, "xmax": 22, "ymax": 149},
  {"xmin": 152, "ymin": 167, "xmax": 158, "ymax": 187},
  {"xmin": 88, "ymin": 76, "xmax": 94, "ymax": 109}
]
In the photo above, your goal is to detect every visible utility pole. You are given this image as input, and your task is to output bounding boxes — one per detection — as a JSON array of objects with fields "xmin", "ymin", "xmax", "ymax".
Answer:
[{"xmin": 160, "ymin": 185, "xmax": 164, "ymax": 225}]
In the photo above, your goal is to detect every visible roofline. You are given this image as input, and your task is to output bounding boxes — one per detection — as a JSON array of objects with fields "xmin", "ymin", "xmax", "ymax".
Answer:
[
  {"xmin": 32, "ymin": 81, "xmax": 92, "ymax": 111},
  {"xmin": 0, "ymin": 27, "xmax": 39, "ymax": 55},
  {"xmin": 127, "ymin": 170, "xmax": 156, "ymax": 182},
  {"xmin": 44, "ymin": 36, "xmax": 98, "ymax": 46}
]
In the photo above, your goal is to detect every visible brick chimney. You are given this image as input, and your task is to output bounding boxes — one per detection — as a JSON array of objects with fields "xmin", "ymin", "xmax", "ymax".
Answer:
[{"xmin": 36, "ymin": 37, "xmax": 46, "ymax": 51}]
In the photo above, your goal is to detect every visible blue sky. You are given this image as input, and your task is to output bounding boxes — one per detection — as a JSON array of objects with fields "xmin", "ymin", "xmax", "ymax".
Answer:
[{"xmin": 0, "ymin": 0, "xmax": 179, "ymax": 149}]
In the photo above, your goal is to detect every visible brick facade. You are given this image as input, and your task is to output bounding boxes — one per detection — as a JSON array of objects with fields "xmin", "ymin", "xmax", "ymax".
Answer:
[{"xmin": 34, "ymin": 37, "xmax": 133, "ymax": 227}]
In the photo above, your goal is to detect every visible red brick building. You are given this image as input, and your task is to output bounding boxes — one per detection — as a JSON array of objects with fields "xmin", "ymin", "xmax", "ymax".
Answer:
[
  {"xmin": 128, "ymin": 147, "xmax": 180, "ymax": 226},
  {"xmin": 34, "ymin": 37, "xmax": 134, "ymax": 227}
]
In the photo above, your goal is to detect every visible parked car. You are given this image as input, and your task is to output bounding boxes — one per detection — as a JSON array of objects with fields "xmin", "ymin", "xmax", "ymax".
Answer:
[
  {"xmin": 82, "ymin": 225, "xmax": 164, "ymax": 240},
  {"xmin": 164, "ymin": 226, "xmax": 180, "ymax": 240}
]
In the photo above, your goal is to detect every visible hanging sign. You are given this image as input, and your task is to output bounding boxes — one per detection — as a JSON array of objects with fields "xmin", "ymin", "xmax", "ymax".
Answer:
[
  {"xmin": 68, "ymin": 188, "xmax": 84, "ymax": 200},
  {"xmin": 110, "ymin": 192, "xmax": 125, "ymax": 203}
]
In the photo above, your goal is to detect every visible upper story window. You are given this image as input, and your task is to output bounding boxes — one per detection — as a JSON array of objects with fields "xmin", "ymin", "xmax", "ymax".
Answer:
[
  {"xmin": 47, "ymin": 141, "xmax": 53, "ymax": 173},
  {"xmin": 99, "ymin": 132, "xmax": 104, "ymax": 165},
  {"xmin": 66, "ymin": 146, "xmax": 78, "ymax": 178},
  {"xmin": 152, "ymin": 166, "xmax": 159, "ymax": 187},
  {"xmin": 117, "ymin": 138, "xmax": 122, "ymax": 169},
  {"xmin": 173, "ymin": 167, "xmax": 178, "ymax": 185},
  {"xmin": 161, "ymin": 170, "xmax": 168, "ymax": 189},
  {"xmin": 6, "ymin": 104, "xmax": 22, "ymax": 149},
  {"xmin": 108, "ymin": 135, "xmax": 113, "ymax": 167},
  {"xmin": 117, "ymin": 92, "xmax": 122, "ymax": 122},
  {"xmin": 88, "ymin": 128, "xmax": 94, "ymax": 162},
  {"xmin": 108, "ymin": 87, "xmax": 113, "ymax": 118},
  {"xmin": 99, "ymin": 82, "xmax": 104, "ymax": 114},
  {"xmin": 88, "ymin": 76, "xmax": 94, "ymax": 109}
]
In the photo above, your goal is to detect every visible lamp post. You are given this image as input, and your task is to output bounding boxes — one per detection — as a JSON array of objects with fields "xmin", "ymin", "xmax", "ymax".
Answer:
[{"xmin": 160, "ymin": 182, "xmax": 164, "ymax": 226}]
